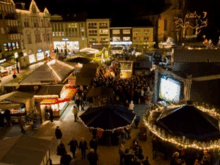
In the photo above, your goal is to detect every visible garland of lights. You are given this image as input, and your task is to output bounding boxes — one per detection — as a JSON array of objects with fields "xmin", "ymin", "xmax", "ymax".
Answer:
[
  {"xmin": 174, "ymin": 11, "xmax": 208, "ymax": 38},
  {"xmin": 143, "ymin": 104, "xmax": 220, "ymax": 150}
]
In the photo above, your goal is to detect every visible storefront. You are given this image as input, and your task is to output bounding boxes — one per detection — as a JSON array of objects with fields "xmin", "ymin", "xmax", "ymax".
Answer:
[
  {"xmin": 45, "ymin": 50, "xmax": 50, "ymax": 57},
  {"xmin": 53, "ymin": 41, "xmax": 79, "ymax": 53},
  {"xmin": 29, "ymin": 54, "xmax": 36, "ymax": 64},
  {"xmin": 36, "ymin": 49, "xmax": 45, "ymax": 61},
  {"xmin": 34, "ymin": 85, "xmax": 77, "ymax": 120}
]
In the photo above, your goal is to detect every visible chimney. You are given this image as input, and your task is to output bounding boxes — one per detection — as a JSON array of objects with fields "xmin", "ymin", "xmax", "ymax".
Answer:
[{"xmin": 21, "ymin": 3, "xmax": 25, "ymax": 10}]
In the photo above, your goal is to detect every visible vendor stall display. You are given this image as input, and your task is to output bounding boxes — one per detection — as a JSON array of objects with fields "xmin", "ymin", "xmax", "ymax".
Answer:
[
  {"xmin": 0, "ymin": 91, "xmax": 34, "ymax": 123},
  {"xmin": 34, "ymin": 85, "xmax": 77, "ymax": 120}
]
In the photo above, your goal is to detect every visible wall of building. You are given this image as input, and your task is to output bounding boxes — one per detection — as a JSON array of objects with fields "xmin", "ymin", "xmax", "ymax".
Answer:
[
  {"xmin": 16, "ymin": 1, "xmax": 52, "ymax": 67},
  {"xmin": 110, "ymin": 28, "xmax": 132, "ymax": 43},
  {"xmin": 86, "ymin": 19, "xmax": 110, "ymax": 48},
  {"xmin": 132, "ymin": 27, "xmax": 154, "ymax": 46}
]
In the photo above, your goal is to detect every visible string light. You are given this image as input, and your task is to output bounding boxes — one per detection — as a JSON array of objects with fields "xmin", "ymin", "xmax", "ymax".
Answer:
[{"xmin": 144, "ymin": 103, "xmax": 220, "ymax": 150}]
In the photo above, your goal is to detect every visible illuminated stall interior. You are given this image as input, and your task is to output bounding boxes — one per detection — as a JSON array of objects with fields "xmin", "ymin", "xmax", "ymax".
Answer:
[{"xmin": 34, "ymin": 85, "xmax": 77, "ymax": 120}]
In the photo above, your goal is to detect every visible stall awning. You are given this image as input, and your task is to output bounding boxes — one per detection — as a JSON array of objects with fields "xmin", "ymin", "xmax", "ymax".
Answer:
[
  {"xmin": 0, "ymin": 61, "xmax": 16, "ymax": 67},
  {"xmin": 0, "ymin": 104, "xmax": 22, "ymax": 110},
  {"xmin": 40, "ymin": 99, "xmax": 57, "ymax": 105}
]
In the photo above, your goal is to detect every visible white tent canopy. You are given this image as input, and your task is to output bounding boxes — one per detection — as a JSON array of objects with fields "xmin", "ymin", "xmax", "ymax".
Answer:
[
  {"xmin": 0, "ymin": 135, "xmax": 52, "ymax": 165},
  {"xmin": 79, "ymin": 47, "xmax": 99, "ymax": 54}
]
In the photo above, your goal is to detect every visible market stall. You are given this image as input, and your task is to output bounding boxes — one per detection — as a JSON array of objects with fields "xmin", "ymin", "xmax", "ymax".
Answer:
[
  {"xmin": 0, "ymin": 91, "xmax": 34, "ymax": 123},
  {"xmin": 0, "ymin": 60, "xmax": 17, "ymax": 77},
  {"xmin": 34, "ymin": 85, "xmax": 77, "ymax": 120},
  {"xmin": 144, "ymin": 101, "xmax": 220, "ymax": 164},
  {"xmin": 0, "ymin": 135, "xmax": 52, "ymax": 165}
]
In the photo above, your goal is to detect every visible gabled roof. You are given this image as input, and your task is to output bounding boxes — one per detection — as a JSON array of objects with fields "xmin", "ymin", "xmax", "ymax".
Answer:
[
  {"xmin": 35, "ymin": 85, "xmax": 63, "ymax": 96},
  {"xmin": 29, "ymin": 0, "xmax": 40, "ymax": 13}
]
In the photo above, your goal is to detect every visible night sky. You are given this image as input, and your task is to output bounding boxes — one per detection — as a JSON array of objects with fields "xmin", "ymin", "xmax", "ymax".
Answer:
[{"xmin": 14, "ymin": 0, "xmax": 220, "ymax": 42}]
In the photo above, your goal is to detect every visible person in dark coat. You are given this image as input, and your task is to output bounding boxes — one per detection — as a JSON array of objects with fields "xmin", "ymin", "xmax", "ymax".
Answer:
[
  {"xmin": 57, "ymin": 142, "xmax": 67, "ymax": 156},
  {"xmin": 134, "ymin": 116, "xmax": 140, "ymax": 129},
  {"xmin": 4, "ymin": 109, "xmax": 11, "ymax": 127},
  {"xmin": 55, "ymin": 126, "xmax": 62, "ymax": 145},
  {"xmin": 124, "ymin": 149, "xmax": 133, "ymax": 165},
  {"xmin": 60, "ymin": 152, "xmax": 72, "ymax": 165},
  {"xmin": 48, "ymin": 106, "xmax": 53, "ymax": 122},
  {"xmin": 152, "ymin": 136, "xmax": 158, "ymax": 159},
  {"xmin": 142, "ymin": 156, "xmax": 150, "ymax": 165},
  {"xmin": 89, "ymin": 138, "xmax": 98, "ymax": 152},
  {"xmin": 68, "ymin": 137, "xmax": 78, "ymax": 158},
  {"xmin": 0, "ymin": 112, "xmax": 4, "ymax": 128},
  {"xmin": 79, "ymin": 137, "xmax": 88, "ymax": 159},
  {"xmin": 87, "ymin": 149, "xmax": 98, "ymax": 165}
]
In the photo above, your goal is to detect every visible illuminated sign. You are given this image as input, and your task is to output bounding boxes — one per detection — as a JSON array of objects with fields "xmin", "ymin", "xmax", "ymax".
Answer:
[
  {"xmin": 14, "ymin": 52, "xmax": 18, "ymax": 58},
  {"xmin": 110, "ymin": 41, "xmax": 132, "ymax": 45},
  {"xmin": 62, "ymin": 38, "xmax": 69, "ymax": 41},
  {"xmin": 0, "ymin": 59, "xmax": 6, "ymax": 63}
]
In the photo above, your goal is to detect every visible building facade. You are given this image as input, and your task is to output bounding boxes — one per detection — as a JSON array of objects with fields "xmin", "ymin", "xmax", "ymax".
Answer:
[
  {"xmin": 132, "ymin": 27, "xmax": 155, "ymax": 48},
  {"xmin": 0, "ymin": 0, "xmax": 22, "ymax": 75},
  {"xmin": 51, "ymin": 14, "xmax": 87, "ymax": 54},
  {"xmin": 157, "ymin": 0, "xmax": 186, "ymax": 42},
  {"xmin": 110, "ymin": 27, "xmax": 132, "ymax": 47},
  {"xmin": 16, "ymin": 0, "xmax": 52, "ymax": 67},
  {"xmin": 86, "ymin": 19, "xmax": 110, "ymax": 49}
]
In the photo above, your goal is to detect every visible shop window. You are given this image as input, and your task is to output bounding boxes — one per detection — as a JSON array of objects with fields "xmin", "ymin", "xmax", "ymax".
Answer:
[
  {"xmin": 16, "ymin": 42, "xmax": 19, "ymax": 49},
  {"xmin": 3, "ymin": 43, "xmax": 8, "ymax": 52},
  {"xmin": 8, "ymin": 43, "xmax": 12, "ymax": 51},
  {"xmin": 112, "ymin": 30, "xmax": 120, "ymax": 34},
  {"xmin": 123, "ymin": 30, "xmax": 130, "ymax": 34},
  {"xmin": 12, "ymin": 42, "xmax": 16, "ymax": 50}
]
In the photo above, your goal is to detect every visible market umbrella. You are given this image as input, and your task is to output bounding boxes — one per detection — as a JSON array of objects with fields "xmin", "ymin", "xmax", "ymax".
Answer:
[
  {"xmin": 86, "ymin": 87, "xmax": 114, "ymax": 98},
  {"xmin": 79, "ymin": 106, "xmax": 136, "ymax": 131},
  {"xmin": 67, "ymin": 57, "xmax": 91, "ymax": 64},
  {"xmin": 157, "ymin": 104, "xmax": 220, "ymax": 140}
]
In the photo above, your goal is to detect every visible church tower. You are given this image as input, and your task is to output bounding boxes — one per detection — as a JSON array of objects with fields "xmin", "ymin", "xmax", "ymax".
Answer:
[{"xmin": 158, "ymin": 0, "xmax": 186, "ymax": 42}]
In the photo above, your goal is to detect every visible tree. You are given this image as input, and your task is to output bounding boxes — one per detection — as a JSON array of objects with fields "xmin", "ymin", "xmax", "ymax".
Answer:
[{"xmin": 174, "ymin": 11, "xmax": 208, "ymax": 38}]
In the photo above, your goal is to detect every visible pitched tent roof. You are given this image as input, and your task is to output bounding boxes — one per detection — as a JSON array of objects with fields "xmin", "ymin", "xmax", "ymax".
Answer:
[
  {"xmin": 20, "ymin": 60, "xmax": 74, "ymax": 85},
  {"xmin": 0, "ymin": 91, "xmax": 33, "ymax": 104},
  {"xmin": 157, "ymin": 104, "xmax": 220, "ymax": 140},
  {"xmin": 35, "ymin": 85, "xmax": 63, "ymax": 96},
  {"xmin": 0, "ymin": 135, "xmax": 52, "ymax": 165}
]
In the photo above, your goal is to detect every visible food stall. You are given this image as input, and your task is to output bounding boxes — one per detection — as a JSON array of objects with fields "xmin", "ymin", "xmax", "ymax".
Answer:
[
  {"xmin": 0, "ymin": 91, "xmax": 34, "ymax": 123},
  {"xmin": 34, "ymin": 85, "xmax": 77, "ymax": 120},
  {"xmin": 119, "ymin": 61, "xmax": 133, "ymax": 79}
]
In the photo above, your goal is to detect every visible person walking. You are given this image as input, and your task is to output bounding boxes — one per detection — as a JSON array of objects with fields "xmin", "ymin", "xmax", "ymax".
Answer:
[
  {"xmin": 87, "ymin": 149, "xmax": 98, "ymax": 165},
  {"xmin": 89, "ymin": 138, "xmax": 98, "ymax": 153},
  {"xmin": 134, "ymin": 116, "xmax": 140, "ymax": 129},
  {"xmin": 72, "ymin": 106, "xmax": 79, "ymax": 122},
  {"xmin": 48, "ymin": 106, "xmax": 53, "ymax": 122},
  {"xmin": 68, "ymin": 137, "xmax": 78, "ymax": 158},
  {"xmin": 60, "ymin": 152, "xmax": 72, "ymax": 165},
  {"xmin": 16, "ymin": 63, "xmax": 20, "ymax": 73},
  {"xmin": 119, "ymin": 142, "xmax": 125, "ymax": 165},
  {"xmin": 152, "ymin": 136, "xmax": 158, "ymax": 159},
  {"xmin": 129, "ymin": 101, "xmax": 134, "ymax": 112},
  {"xmin": 55, "ymin": 126, "xmax": 63, "ymax": 145},
  {"xmin": 18, "ymin": 116, "xmax": 26, "ymax": 134},
  {"xmin": 57, "ymin": 142, "xmax": 67, "ymax": 156},
  {"xmin": 79, "ymin": 137, "xmax": 88, "ymax": 159}
]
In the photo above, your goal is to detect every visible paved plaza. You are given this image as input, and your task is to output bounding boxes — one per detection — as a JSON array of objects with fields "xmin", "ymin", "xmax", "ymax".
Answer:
[{"xmin": 0, "ymin": 102, "xmax": 169, "ymax": 165}]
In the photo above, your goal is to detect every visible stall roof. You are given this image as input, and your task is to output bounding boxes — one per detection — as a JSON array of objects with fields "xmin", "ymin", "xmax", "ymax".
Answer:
[
  {"xmin": 0, "ymin": 104, "xmax": 22, "ymax": 110},
  {"xmin": 163, "ymin": 62, "xmax": 220, "ymax": 79},
  {"xmin": 174, "ymin": 49, "xmax": 220, "ymax": 62},
  {"xmin": 20, "ymin": 60, "xmax": 74, "ymax": 85},
  {"xmin": 0, "ymin": 91, "xmax": 33, "ymax": 104},
  {"xmin": 0, "ymin": 135, "xmax": 52, "ymax": 165},
  {"xmin": 35, "ymin": 85, "xmax": 63, "ymax": 96}
]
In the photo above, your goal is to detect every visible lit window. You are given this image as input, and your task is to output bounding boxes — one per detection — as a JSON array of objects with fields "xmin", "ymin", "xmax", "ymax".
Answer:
[
  {"xmin": 81, "ymin": 27, "xmax": 84, "ymax": 32},
  {"xmin": 112, "ymin": 30, "xmax": 120, "ymax": 34},
  {"xmin": 123, "ymin": 30, "xmax": 130, "ymax": 34},
  {"xmin": 99, "ymin": 29, "xmax": 108, "ymax": 34},
  {"xmin": 123, "ymin": 37, "xmax": 130, "ymax": 41},
  {"xmin": 101, "ymin": 37, "xmax": 108, "ymax": 41},
  {"xmin": 4, "ymin": 43, "xmax": 8, "ymax": 52},
  {"xmin": 144, "ymin": 37, "xmax": 149, "ymax": 41},
  {"xmin": 112, "ymin": 37, "xmax": 120, "ymax": 41},
  {"xmin": 52, "ymin": 32, "xmax": 55, "ymax": 36}
]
